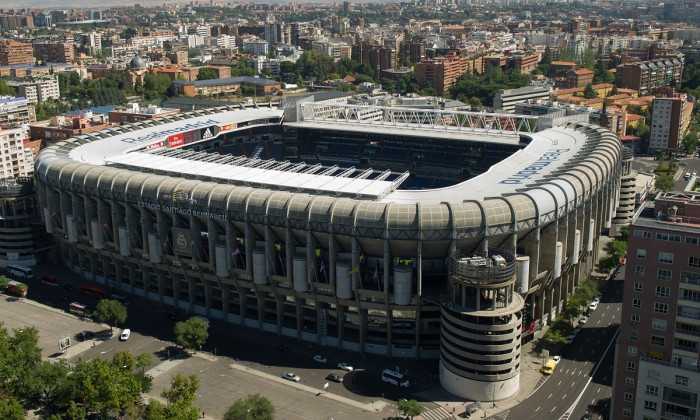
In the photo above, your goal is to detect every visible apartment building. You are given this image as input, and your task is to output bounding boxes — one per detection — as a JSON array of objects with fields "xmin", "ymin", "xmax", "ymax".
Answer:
[
  {"xmin": 0, "ymin": 97, "xmax": 35, "ymax": 125},
  {"xmin": 649, "ymin": 93, "xmax": 693, "ymax": 151},
  {"xmin": 398, "ymin": 40, "xmax": 426, "ymax": 65},
  {"xmin": 32, "ymin": 41, "xmax": 74, "ymax": 63},
  {"xmin": 171, "ymin": 76, "xmax": 281, "ymax": 97},
  {"xmin": 7, "ymin": 77, "xmax": 60, "ymax": 103},
  {"xmin": 0, "ymin": 125, "xmax": 32, "ymax": 180},
  {"xmin": 0, "ymin": 41, "xmax": 34, "ymax": 66},
  {"xmin": 611, "ymin": 193, "xmax": 700, "ymax": 420},
  {"xmin": 29, "ymin": 111, "xmax": 108, "ymax": 143},
  {"xmin": 243, "ymin": 38, "xmax": 269, "ymax": 55},
  {"xmin": 560, "ymin": 68, "xmax": 595, "ymax": 89},
  {"xmin": 493, "ymin": 86, "xmax": 552, "ymax": 113},
  {"xmin": 415, "ymin": 51, "xmax": 470, "ymax": 94},
  {"xmin": 616, "ymin": 59, "xmax": 684, "ymax": 96}
]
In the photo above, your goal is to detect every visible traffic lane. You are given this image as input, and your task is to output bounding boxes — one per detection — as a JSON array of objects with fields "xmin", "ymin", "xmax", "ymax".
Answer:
[
  {"xmin": 69, "ymin": 331, "xmax": 167, "ymax": 365},
  {"xmin": 569, "ymin": 332, "xmax": 616, "ymax": 420},
  {"xmin": 148, "ymin": 355, "xmax": 385, "ymax": 420}
]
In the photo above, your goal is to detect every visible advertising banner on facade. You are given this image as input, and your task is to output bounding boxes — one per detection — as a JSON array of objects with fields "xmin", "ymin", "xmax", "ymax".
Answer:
[
  {"xmin": 168, "ymin": 133, "xmax": 184, "ymax": 148},
  {"xmin": 146, "ymin": 141, "xmax": 164, "ymax": 151},
  {"xmin": 172, "ymin": 227, "xmax": 192, "ymax": 257}
]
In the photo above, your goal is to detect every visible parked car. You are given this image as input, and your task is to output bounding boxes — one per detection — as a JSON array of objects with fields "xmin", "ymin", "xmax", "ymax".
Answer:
[
  {"xmin": 337, "ymin": 362, "xmax": 353, "ymax": 371},
  {"xmin": 41, "ymin": 274, "xmax": 59, "ymax": 286},
  {"xmin": 553, "ymin": 355, "xmax": 562, "ymax": 365},
  {"xmin": 581, "ymin": 414, "xmax": 593, "ymax": 420},
  {"xmin": 282, "ymin": 372, "xmax": 300, "ymax": 382},
  {"xmin": 63, "ymin": 284, "xmax": 75, "ymax": 291},
  {"xmin": 163, "ymin": 311, "xmax": 178, "ymax": 321},
  {"xmin": 56, "ymin": 293, "xmax": 69, "ymax": 301},
  {"xmin": 119, "ymin": 329, "xmax": 131, "ymax": 341},
  {"xmin": 326, "ymin": 374, "xmax": 343, "ymax": 383},
  {"xmin": 313, "ymin": 355, "xmax": 327, "ymax": 363},
  {"xmin": 589, "ymin": 301, "xmax": 599, "ymax": 311},
  {"xmin": 566, "ymin": 334, "xmax": 576, "ymax": 344},
  {"xmin": 579, "ymin": 316, "xmax": 588, "ymax": 325},
  {"xmin": 276, "ymin": 345, "xmax": 289, "ymax": 352}
]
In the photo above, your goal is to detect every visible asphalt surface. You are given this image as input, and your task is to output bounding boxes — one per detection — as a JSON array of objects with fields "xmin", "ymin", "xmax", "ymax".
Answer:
[{"xmin": 486, "ymin": 267, "xmax": 624, "ymax": 420}]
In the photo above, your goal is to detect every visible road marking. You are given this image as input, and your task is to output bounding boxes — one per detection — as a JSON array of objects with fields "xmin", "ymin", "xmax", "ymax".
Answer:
[
  {"xmin": 597, "ymin": 388, "xmax": 600, "ymax": 393},
  {"xmin": 570, "ymin": 382, "xmax": 575, "ymax": 387},
  {"xmin": 617, "ymin": 307, "xmax": 620, "ymax": 312},
  {"xmin": 100, "ymin": 348, "xmax": 113, "ymax": 354},
  {"xmin": 535, "ymin": 407, "xmax": 540, "ymax": 412},
  {"xmin": 558, "ymin": 381, "xmax": 562, "ymax": 386},
  {"xmin": 551, "ymin": 406, "xmax": 557, "ymax": 412},
  {"xmin": 562, "ymin": 394, "xmax": 567, "ymax": 400},
  {"xmin": 549, "ymin": 394, "xmax": 552, "ymax": 399}
]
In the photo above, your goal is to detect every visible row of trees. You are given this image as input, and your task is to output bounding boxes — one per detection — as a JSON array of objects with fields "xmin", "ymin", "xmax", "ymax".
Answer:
[{"xmin": 543, "ymin": 277, "xmax": 603, "ymax": 348}]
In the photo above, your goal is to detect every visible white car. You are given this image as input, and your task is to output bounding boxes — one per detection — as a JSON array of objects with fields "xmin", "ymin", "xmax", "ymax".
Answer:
[
  {"xmin": 566, "ymin": 334, "xmax": 576, "ymax": 344},
  {"xmin": 589, "ymin": 301, "xmax": 599, "ymax": 311},
  {"xmin": 337, "ymin": 362, "xmax": 353, "ymax": 371},
  {"xmin": 553, "ymin": 355, "xmax": 562, "ymax": 365},
  {"xmin": 579, "ymin": 316, "xmax": 588, "ymax": 325},
  {"xmin": 119, "ymin": 329, "xmax": 131, "ymax": 341},
  {"xmin": 283, "ymin": 372, "xmax": 300, "ymax": 382},
  {"xmin": 313, "ymin": 355, "xmax": 327, "ymax": 363}
]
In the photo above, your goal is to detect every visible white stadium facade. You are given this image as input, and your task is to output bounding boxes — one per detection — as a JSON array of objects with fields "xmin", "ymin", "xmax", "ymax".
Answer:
[{"xmin": 34, "ymin": 101, "xmax": 622, "ymax": 401}]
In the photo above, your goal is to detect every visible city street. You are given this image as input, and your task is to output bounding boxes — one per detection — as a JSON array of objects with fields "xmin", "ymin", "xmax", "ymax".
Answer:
[{"xmin": 486, "ymin": 267, "xmax": 624, "ymax": 420}]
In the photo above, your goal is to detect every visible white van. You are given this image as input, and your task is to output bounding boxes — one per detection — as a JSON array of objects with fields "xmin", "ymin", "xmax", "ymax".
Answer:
[{"xmin": 120, "ymin": 329, "xmax": 131, "ymax": 341}]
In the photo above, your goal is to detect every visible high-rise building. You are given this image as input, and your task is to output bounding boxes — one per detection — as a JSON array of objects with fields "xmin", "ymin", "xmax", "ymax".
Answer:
[
  {"xmin": 0, "ymin": 96, "xmax": 35, "ymax": 125},
  {"xmin": 611, "ymin": 192, "xmax": 700, "ymax": 420},
  {"xmin": 615, "ymin": 59, "xmax": 684, "ymax": 96},
  {"xmin": 649, "ymin": 92, "xmax": 693, "ymax": 151},
  {"xmin": 32, "ymin": 41, "xmax": 74, "ymax": 63},
  {"xmin": 0, "ymin": 125, "xmax": 32, "ymax": 180},
  {"xmin": 398, "ymin": 40, "xmax": 426, "ymax": 65},
  {"xmin": 415, "ymin": 52, "xmax": 471, "ymax": 94},
  {"xmin": 0, "ymin": 40, "xmax": 34, "ymax": 66},
  {"xmin": 8, "ymin": 77, "xmax": 60, "ymax": 103}
]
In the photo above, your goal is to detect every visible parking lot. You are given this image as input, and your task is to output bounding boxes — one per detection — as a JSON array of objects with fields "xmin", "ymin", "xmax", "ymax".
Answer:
[{"xmin": 0, "ymin": 265, "xmax": 442, "ymax": 419}]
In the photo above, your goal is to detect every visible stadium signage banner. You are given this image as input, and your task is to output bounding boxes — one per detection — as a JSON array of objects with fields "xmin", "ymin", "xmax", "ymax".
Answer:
[
  {"xmin": 146, "ymin": 141, "xmax": 164, "ymax": 151},
  {"xmin": 499, "ymin": 149, "xmax": 571, "ymax": 184},
  {"xmin": 137, "ymin": 201, "xmax": 228, "ymax": 221},
  {"xmin": 172, "ymin": 227, "xmax": 192, "ymax": 257},
  {"xmin": 219, "ymin": 123, "xmax": 237, "ymax": 132},
  {"xmin": 168, "ymin": 133, "xmax": 184, "ymax": 148},
  {"xmin": 120, "ymin": 118, "xmax": 220, "ymax": 144}
]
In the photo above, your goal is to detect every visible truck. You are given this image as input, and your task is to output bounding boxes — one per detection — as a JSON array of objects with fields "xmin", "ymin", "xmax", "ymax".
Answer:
[{"xmin": 6, "ymin": 280, "xmax": 27, "ymax": 297}]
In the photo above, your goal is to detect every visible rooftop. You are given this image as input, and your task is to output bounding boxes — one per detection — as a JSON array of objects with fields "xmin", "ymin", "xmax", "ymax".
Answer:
[{"xmin": 171, "ymin": 76, "xmax": 280, "ymax": 87}]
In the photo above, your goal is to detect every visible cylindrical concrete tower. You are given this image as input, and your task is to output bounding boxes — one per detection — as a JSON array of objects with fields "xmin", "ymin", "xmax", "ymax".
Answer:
[{"xmin": 440, "ymin": 248, "xmax": 524, "ymax": 402}]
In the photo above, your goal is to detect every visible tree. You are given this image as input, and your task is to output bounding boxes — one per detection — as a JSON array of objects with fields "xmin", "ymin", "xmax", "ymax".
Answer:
[
  {"xmin": 583, "ymin": 84, "xmax": 597, "ymax": 99},
  {"xmin": 294, "ymin": 50, "xmax": 334, "ymax": 81},
  {"xmin": 93, "ymin": 299, "xmax": 127, "ymax": 335},
  {"xmin": 656, "ymin": 174, "xmax": 674, "ymax": 191},
  {"xmin": 0, "ymin": 275, "xmax": 11, "ymax": 290},
  {"xmin": 0, "ymin": 79, "xmax": 16, "ymax": 96},
  {"xmin": 0, "ymin": 391, "xmax": 24, "ymax": 420},
  {"xmin": 63, "ymin": 400, "xmax": 87, "ymax": 420},
  {"xmin": 162, "ymin": 373, "xmax": 200, "ymax": 405},
  {"xmin": 543, "ymin": 328, "xmax": 568, "ymax": 347},
  {"xmin": 197, "ymin": 67, "xmax": 218, "ymax": 81},
  {"xmin": 72, "ymin": 356, "xmax": 143, "ymax": 417},
  {"xmin": 223, "ymin": 393, "xmax": 275, "ymax": 420},
  {"xmin": 135, "ymin": 353, "xmax": 153, "ymax": 373},
  {"xmin": 397, "ymin": 399, "xmax": 423, "ymax": 420},
  {"xmin": 35, "ymin": 360, "xmax": 70, "ymax": 402},
  {"xmin": 5, "ymin": 327, "xmax": 43, "ymax": 397}
]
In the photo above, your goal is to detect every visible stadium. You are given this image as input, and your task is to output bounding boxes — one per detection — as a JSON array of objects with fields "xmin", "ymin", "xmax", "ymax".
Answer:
[{"xmin": 34, "ymin": 99, "xmax": 622, "ymax": 401}]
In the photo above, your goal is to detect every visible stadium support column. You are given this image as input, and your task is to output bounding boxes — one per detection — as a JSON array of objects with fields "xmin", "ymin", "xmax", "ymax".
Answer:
[
  {"xmin": 521, "ymin": 228, "xmax": 540, "ymax": 293},
  {"xmin": 141, "ymin": 208, "xmax": 154, "ymax": 255},
  {"xmin": 329, "ymin": 235, "xmax": 343, "ymax": 348},
  {"xmin": 156, "ymin": 212, "xmax": 169, "ymax": 256},
  {"xmin": 112, "ymin": 202, "xmax": 124, "ymax": 253},
  {"xmin": 286, "ymin": 228, "xmax": 294, "ymax": 282},
  {"xmin": 221, "ymin": 284, "xmax": 230, "ymax": 322},
  {"xmin": 352, "ymin": 235, "xmax": 365, "ymax": 354},
  {"xmin": 226, "ymin": 223, "xmax": 235, "ymax": 270},
  {"xmin": 244, "ymin": 217, "xmax": 254, "ymax": 275},
  {"xmin": 383, "ymin": 240, "xmax": 391, "ymax": 298},
  {"xmin": 208, "ymin": 219, "xmax": 218, "ymax": 269},
  {"xmin": 157, "ymin": 272, "xmax": 167, "ymax": 304},
  {"xmin": 59, "ymin": 191, "xmax": 72, "ymax": 263}
]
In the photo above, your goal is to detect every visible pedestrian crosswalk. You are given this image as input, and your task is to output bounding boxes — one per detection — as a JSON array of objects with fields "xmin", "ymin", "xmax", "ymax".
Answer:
[{"xmin": 420, "ymin": 406, "xmax": 452, "ymax": 420}]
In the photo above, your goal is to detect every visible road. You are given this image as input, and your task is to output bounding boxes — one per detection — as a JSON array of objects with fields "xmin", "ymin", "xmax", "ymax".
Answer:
[{"xmin": 488, "ymin": 267, "xmax": 624, "ymax": 420}]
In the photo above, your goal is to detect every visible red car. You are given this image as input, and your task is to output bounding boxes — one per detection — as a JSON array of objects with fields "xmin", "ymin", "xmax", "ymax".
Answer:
[{"xmin": 41, "ymin": 274, "xmax": 59, "ymax": 286}]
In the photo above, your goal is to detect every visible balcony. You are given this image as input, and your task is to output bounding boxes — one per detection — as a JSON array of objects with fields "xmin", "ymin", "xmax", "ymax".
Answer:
[
  {"xmin": 673, "ymin": 343, "xmax": 698, "ymax": 353},
  {"xmin": 677, "ymin": 310, "xmax": 700, "ymax": 321},
  {"xmin": 640, "ymin": 355, "xmax": 700, "ymax": 373},
  {"xmin": 675, "ymin": 327, "xmax": 700, "ymax": 338}
]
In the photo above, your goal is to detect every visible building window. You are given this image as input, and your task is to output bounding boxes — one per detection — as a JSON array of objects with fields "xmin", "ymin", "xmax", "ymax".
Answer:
[
  {"xmin": 657, "ymin": 269, "xmax": 672, "ymax": 281},
  {"xmin": 627, "ymin": 361, "xmax": 636, "ymax": 372},
  {"xmin": 634, "ymin": 282, "xmax": 643, "ymax": 292},
  {"xmin": 635, "ymin": 265, "xmax": 645, "ymax": 276},
  {"xmin": 629, "ymin": 330, "xmax": 638, "ymax": 341},
  {"xmin": 628, "ymin": 346, "xmax": 637, "ymax": 356},
  {"xmin": 689, "ymin": 256, "xmax": 700, "ymax": 268},
  {"xmin": 659, "ymin": 252, "xmax": 674, "ymax": 264},
  {"xmin": 625, "ymin": 377, "xmax": 635, "ymax": 386},
  {"xmin": 653, "ymin": 302, "xmax": 668, "ymax": 314},
  {"xmin": 624, "ymin": 392, "xmax": 633, "ymax": 402},
  {"xmin": 623, "ymin": 408, "xmax": 632, "ymax": 417},
  {"xmin": 651, "ymin": 335, "xmax": 665, "ymax": 346},
  {"xmin": 646, "ymin": 385, "xmax": 659, "ymax": 396},
  {"xmin": 631, "ymin": 314, "xmax": 640, "ymax": 324},
  {"xmin": 637, "ymin": 249, "xmax": 646, "ymax": 259},
  {"xmin": 644, "ymin": 400, "xmax": 657, "ymax": 410},
  {"xmin": 632, "ymin": 298, "xmax": 642, "ymax": 308},
  {"xmin": 647, "ymin": 369, "xmax": 660, "ymax": 381},
  {"xmin": 675, "ymin": 376, "xmax": 689, "ymax": 386},
  {"xmin": 656, "ymin": 233, "xmax": 681, "ymax": 242},
  {"xmin": 651, "ymin": 318, "xmax": 667, "ymax": 331},
  {"xmin": 655, "ymin": 285, "xmax": 670, "ymax": 298},
  {"xmin": 634, "ymin": 230, "xmax": 652, "ymax": 239},
  {"xmin": 685, "ymin": 237, "xmax": 700, "ymax": 245}
]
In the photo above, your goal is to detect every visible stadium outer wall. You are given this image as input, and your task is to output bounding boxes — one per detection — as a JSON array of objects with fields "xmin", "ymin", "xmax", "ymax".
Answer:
[{"xmin": 34, "ymin": 105, "xmax": 622, "ymax": 401}]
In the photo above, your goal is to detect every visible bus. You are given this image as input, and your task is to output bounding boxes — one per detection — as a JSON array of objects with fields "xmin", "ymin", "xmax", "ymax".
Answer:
[
  {"xmin": 79, "ymin": 283, "xmax": 108, "ymax": 299},
  {"xmin": 381, "ymin": 369, "xmax": 410, "ymax": 387},
  {"xmin": 69, "ymin": 302, "xmax": 91, "ymax": 318},
  {"xmin": 7, "ymin": 264, "xmax": 33, "ymax": 280}
]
